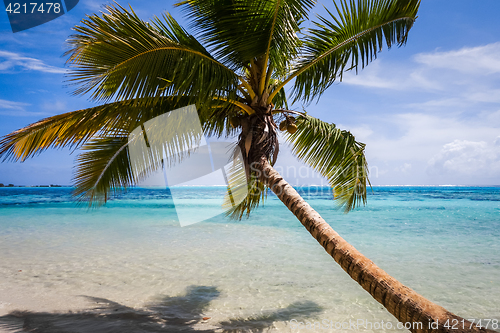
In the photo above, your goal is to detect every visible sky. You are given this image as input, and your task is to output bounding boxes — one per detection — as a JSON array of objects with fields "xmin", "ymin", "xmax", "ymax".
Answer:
[{"xmin": 1, "ymin": 0, "xmax": 500, "ymax": 186}]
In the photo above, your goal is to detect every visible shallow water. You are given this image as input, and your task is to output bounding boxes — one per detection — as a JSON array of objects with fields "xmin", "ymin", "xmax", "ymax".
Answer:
[{"xmin": 0, "ymin": 186, "xmax": 499, "ymax": 332}]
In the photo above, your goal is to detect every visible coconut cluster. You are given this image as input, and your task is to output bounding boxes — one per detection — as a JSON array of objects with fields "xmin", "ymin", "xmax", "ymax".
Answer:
[{"xmin": 279, "ymin": 116, "xmax": 297, "ymax": 134}]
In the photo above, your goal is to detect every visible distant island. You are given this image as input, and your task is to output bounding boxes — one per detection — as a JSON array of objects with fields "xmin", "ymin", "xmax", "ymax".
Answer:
[{"xmin": 0, "ymin": 184, "xmax": 64, "ymax": 188}]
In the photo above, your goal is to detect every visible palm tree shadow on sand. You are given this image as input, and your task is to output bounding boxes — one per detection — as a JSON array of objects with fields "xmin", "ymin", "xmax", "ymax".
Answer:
[
  {"xmin": 217, "ymin": 300, "xmax": 322, "ymax": 333},
  {"xmin": 0, "ymin": 285, "xmax": 323, "ymax": 332}
]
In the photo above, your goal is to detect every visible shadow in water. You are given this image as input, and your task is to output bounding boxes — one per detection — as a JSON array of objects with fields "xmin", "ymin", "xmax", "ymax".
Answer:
[{"xmin": 0, "ymin": 286, "xmax": 322, "ymax": 332}]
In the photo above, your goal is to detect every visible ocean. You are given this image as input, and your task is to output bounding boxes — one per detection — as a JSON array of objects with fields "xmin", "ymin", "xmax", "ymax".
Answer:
[{"xmin": 0, "ymin": 186, "xmax": 499, "ymax": 332}]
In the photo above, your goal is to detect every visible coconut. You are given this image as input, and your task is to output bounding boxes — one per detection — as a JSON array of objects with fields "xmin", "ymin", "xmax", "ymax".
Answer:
[
  {"xmin": 287, "ymin": 123, "xmax": 298, "ymax": 134},
  {"xmin": 279, "ymin": 120, "xmax": 287, "ymax": 131}
]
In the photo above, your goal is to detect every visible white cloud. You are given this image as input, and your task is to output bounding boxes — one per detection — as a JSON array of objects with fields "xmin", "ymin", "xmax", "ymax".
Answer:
[
  {"xmin": 427, "ymin": 139, "xmax": 500, "ymax": 177},
  {"xmin": 395, "ymin": 163, "xmax": 412, "ymax": 174},
  {"xmin": 341, "ymin": 56, "xmax": 444, "ymax": 92},
  {"xmin": 337, "ymin": 123, "xmax": 373, "ymax": 141},
  {"xmin": 404, "ymin": 98, "xmax": 465, "ymax": 110},
  {"xmin": 467, "ymin": 89, "xmax": 500, "ymax": 103},
  {"xmin": 308, "ymin": 42, "xmax": 500, "ymax": 184},
  {"xmin": 342, "ymin": 42, "xmax": 500, "ymax": 96},
  {"xmin": 0, "ymin": 50, "xmax": 66, "ymax": 74},
  {"xmin": 0, "ymin": 99, "xmax": 48, "ymax": 116},
  {"xmin": 0, "ymin": 99, "xmax": 30, "ymax": 111},
  {"xmin": 332, "ymin": 42, "xmax": 500, "ymax": 182},
  {"xmin": 41, "ymin": 100, "xmax": 67, "ymax": 112},
  {"xmin": 358, "ymin": 112, "xmax": 500, "ymax": 162},
  {"xmin": 341, "ymin": 62, "xmax": 405, "ymax": 90},
  {"xmin": 333, "ymin": 110, "xmax": 500, "ymax": 184},
  {"xmin": 415, "ymin": 43, "xmax": 500, "ymax": 75}
]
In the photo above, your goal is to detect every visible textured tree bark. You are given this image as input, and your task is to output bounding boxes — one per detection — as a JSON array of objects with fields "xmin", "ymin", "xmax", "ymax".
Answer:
[{"xmin": 255, "ymin": 157, "xmax": 496, "ymax": 333}]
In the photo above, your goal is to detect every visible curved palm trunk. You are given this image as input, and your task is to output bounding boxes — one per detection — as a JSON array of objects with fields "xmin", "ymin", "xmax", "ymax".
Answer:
[{"xmin": 255, "ymin": 157, "xmax": 495, "ymax": 333}]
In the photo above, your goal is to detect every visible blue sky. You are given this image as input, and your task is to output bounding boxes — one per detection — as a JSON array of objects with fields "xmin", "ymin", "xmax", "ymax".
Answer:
[{"xmin": 1, "ymin": 0, "xmax": 500, "ymax": 186}]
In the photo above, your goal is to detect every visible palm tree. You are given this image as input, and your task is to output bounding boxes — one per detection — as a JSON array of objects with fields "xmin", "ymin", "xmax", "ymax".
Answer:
[{"xmin": 0, "ymin": 1, "xmax": 494, "ymax": 332}]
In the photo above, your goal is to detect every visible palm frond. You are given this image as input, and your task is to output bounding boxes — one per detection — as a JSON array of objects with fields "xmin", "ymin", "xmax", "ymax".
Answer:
[
  {"xmin": 0, "ymin": 105, "xmax": 121, "ymax": 162},
  {"xmin": 74, "ymin": 104, "xmax": 211, "ymax": 206},
  {"xmin": 73, "ymin": 136, "xmax": 133, "ymax": 205},
  {"xmin": 286, "ymin": 115, "xmax": 369, "ymax": 212},
  {"xmin": 258, "ymin": 0, "xmax": 315, "ymax": 91},
  {"xmin": 224, "ymin": 176, "xmax": 268, "ymax": 220},
  {"xmin": 176, "ymin": 0, "xmax": 314, "ymax": 73},
  {"xmin": 270, "ymin": 0, "xmax": 420, "ymax": 103},
  {"xmin": 269, "ymin": 79, "xmax": 290, "ymax": 109},
  {"xmin": 65, "ymin": 3, "xmax": 240, "ymax": 104},
  {"xmin": 201, "ymin": 103, "xmax": 242, "ymax": 138},
  {"xmin": 0, "ymin": 97, "xmax": 201, "ymax": 162}
]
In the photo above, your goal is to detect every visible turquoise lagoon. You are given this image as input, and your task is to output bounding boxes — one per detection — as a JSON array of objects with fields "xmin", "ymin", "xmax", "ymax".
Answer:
[{"xmin": 0, "ymin": 186, "xmax": 499, "ymax": 332}]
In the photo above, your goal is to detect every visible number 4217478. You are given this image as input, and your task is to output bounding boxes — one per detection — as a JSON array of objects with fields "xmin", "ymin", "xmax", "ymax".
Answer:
[{"xmin": 5, "ymin": 3, "xmax": 62, "ymax": 14}]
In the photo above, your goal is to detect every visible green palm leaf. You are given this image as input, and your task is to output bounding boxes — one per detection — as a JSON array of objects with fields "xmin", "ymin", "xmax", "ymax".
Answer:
[
  {"xmin": 73, "ymin": 111, "xmax": 239, "ymax": 206},
  {"xmin": 0, "ymin": 95, "xmax": 240, "ymax": 206},
  {"xmin": 0, "ymin": 97, "xmax": 199, "ymax": 162},
  {"xmin": 201, "ymin": 104, "xmax": 242, "ymax": 138},
  {"xmin": 225, "ymin": 176, "xmax": 268, "ymax": 220},
  {"xmin": 270, "ymin": 0, "xmax": 420, "ymax": 103},
  {"xmin": 286, "ymin": 115, "xmax": 369, "ymax": 212},
  {"xmin": 73, "ymin": 121, "xmax": 196, "ymax": 206},
  {"xmin": 74, "ymin": 106, "xmax": 219, "ymax": 205},
  {"xmin": 73, "ymin": 136, "xmax": 133, "ymax": 205},
  {"xmin": 66, "ymin": 3, "xmax": 240, "ymax": 104},
  {"xmin": 0, "ymin": 104, "xmax": 123, "ymax": 162},
  {"xmin": 176, "ymin": 0, "xmax": 314, "ymax": 75},
  {"xmin": 269, "ymin": 78, "xmax": 290, "ymax": 109}
]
